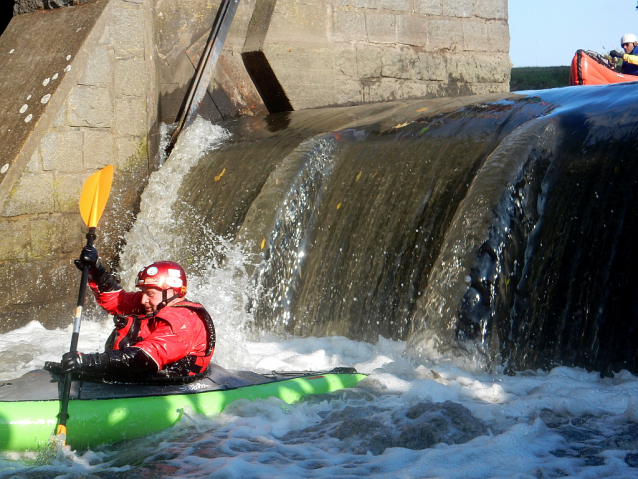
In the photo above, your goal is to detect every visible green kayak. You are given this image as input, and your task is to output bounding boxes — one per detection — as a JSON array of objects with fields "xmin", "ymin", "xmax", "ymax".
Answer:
[{"xmin": 0, "ymin": 364, "xmax": 366, "ymax": 451}]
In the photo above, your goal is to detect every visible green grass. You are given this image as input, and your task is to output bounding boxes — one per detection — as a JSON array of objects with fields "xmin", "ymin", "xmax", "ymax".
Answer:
[{"xmin": 510, "ymin": 66, "xmax": 571, "ymax": 91}]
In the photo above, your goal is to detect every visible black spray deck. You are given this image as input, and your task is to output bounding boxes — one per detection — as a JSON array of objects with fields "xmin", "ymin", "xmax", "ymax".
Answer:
[{"xmin": 0, "ymin": 364, "xmax": 358, "ymax": 402}]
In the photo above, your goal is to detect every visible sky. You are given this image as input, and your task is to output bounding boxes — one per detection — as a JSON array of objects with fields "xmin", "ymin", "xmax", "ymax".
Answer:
[{"xmin": 509, "ymin": 0, "xmax": 638, "ymax": 67}]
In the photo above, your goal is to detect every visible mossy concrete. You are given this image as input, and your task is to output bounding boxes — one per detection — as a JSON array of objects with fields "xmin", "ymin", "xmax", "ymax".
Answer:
[{"xmin": 0, "ymin": 0, "xmax": 156, "ymax": 331}]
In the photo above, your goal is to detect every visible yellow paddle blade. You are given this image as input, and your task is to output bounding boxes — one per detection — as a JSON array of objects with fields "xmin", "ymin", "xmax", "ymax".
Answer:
[{"xmin": 79, "ymin": 165, "xmax": 114, "ymax": 228}]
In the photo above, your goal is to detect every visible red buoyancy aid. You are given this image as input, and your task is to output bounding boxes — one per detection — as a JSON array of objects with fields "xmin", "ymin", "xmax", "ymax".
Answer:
[{"xmin": 93, "ymin": 285, "xmax": 215, "ymax": 376}]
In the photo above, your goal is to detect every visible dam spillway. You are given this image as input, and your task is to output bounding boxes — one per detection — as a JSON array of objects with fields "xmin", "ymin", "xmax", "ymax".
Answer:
[{"xmin": 135, "ymin": 83, "xmax": 638, "ymax": 375}]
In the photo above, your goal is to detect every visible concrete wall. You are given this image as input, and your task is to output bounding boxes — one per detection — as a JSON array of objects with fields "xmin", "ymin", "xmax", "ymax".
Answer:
[
  {"xmin": 0, "ymin": 0, "xmax": 157, "ymax": 331},
  {"xmin": 245, "ymin": 0, "xmax": 510, "ymax": 111},
  {"xmin": 0, "ymin": 0, "xmax": 510, "ymax": 331},
  {"xmin": 155, "ymin": 0, "xmax": 510, "ymax": 122},
  {"xmin": 154, "ymin": 0, "xmax": 268, "ymax": 123}
]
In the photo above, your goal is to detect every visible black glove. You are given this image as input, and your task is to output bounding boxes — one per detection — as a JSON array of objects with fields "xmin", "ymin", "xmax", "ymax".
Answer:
[
  {"xmin": 61, "ymin": 348, "xmax": 158, "ymax": 377},
  {"xmin": 610, "ymin": 50, "xmax": 625, "ymax": 59},
  {"xmin": 74, "ymin": 246, "xmax": 122, "ymax": 293},
  {"xmin": 74, "ymin": 246, "xmax": 100, "ymax": 273},
  {"xmin": 61, "ymin": 351, "xmax": 95, "ymax": 373}
]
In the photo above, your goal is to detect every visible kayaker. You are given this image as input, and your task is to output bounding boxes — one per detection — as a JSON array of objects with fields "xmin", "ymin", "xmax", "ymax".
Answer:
[
  {"xmin": 610, "ymin": 34, "xmax": 638, "ymax": 75},
  {"xmin": 60, "ymin": 246, "xmax": 215, "ymax": 379}
]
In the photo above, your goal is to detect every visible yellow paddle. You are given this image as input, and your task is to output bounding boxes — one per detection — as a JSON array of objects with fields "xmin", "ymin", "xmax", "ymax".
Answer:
[{"xmin": 56, "ymin": 165, "xmax": 114, "ymax": 442}]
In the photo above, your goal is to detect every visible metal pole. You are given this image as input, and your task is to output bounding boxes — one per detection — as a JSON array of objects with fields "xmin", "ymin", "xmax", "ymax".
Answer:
[{"xmin": 167, "ymin": 0, "xmax": 241, "ymax": 154}]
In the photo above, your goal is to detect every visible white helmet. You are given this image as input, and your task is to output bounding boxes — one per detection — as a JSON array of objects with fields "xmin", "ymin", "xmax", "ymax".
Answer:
[{"xmin": 621, "ymin": 33, "xmax": 638, "ymax": 45}]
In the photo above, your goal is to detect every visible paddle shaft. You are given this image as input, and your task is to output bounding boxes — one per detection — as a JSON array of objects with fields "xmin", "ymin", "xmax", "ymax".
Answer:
[
  {"xmin": 57, "ymin": 228, "xmax": 96, "ymax": 433},
  {"xmin": 167, "ymin": 0, "xmax": 239, "ymax": 154}
]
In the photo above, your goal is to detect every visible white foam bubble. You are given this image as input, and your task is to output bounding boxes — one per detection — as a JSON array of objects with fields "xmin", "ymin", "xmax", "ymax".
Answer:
[{"xmin": 118, "ymin": 117, "xmax": 231, "ymax": 287}]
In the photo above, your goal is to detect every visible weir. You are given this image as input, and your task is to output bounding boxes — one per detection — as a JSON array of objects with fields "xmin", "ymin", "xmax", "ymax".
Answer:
[
  {"xmin": 1, "ymin": 0, "xmax": 635, "ymax": 376},
  {"xmin": 161, "ymin": 83, "xmax": 638, "ymax": 375},
  {"xmin": 0, "ymin": 0, "xmax": 511, "ymax": 330}
]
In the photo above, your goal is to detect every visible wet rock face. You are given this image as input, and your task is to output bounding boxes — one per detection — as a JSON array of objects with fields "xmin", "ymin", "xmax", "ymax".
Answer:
[{"xmin": 13, "ymin": 0, "xmax": 91, "ymax": 15}]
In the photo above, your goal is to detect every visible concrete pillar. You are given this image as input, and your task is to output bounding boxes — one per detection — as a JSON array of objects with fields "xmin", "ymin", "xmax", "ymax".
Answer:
[{"xmin": 0, "ymin": 0, "xmax": 158, "ymax": 330}]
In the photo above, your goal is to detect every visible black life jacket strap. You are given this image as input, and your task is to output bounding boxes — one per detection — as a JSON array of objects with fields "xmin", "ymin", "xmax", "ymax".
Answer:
[
  {"xmin": 105, "ymin": 314, "xmax": 145, "ymax": 351},
  {"xmin": 157, "ymin": 290, "xmax": 181, "ymax": 312}
]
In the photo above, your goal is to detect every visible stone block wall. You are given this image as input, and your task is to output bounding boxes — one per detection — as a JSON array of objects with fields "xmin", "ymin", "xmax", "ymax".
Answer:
[
  {"xmin": 244, "ymin": 0, "xmax": 510, "ymax": 110},
  {"xmin": 154, "ymin": 0, "xmax": 268, "ymax": 124},
  {"xmin": 0, "ymin": 0, "xmax": 157, "ymax": 331},
  {"xmin": 154, "ymin": 0, "xmax": 510, "ymax": 120}
]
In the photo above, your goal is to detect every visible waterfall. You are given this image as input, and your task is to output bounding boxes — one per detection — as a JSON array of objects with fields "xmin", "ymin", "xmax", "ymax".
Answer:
[{"xmin": 121, "ymin": 85, "xmax": 638, "ymax": 375}]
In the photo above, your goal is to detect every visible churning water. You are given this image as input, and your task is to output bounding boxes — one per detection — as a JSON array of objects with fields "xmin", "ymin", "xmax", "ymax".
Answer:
[
  {"xmin": 1, "ymin": 319, "xmax": 638, "ymax": 478},
  {"xmin": 1, "ymin": 85, "xmax": 638, "ymax": 477}
]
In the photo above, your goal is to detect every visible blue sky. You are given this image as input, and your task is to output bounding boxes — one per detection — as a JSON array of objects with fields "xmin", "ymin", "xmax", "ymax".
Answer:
[{"xmin": 509, "ymin": 0, "xmax": 638, "ymax": 67}]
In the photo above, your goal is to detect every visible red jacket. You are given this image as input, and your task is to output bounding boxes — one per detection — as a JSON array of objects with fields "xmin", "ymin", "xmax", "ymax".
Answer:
[{"xmin": 89, "ymin": 281, "xmax": 214, "ymax": 375}]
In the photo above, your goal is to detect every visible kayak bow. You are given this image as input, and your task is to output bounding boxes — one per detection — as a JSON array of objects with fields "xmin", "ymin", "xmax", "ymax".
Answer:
[{"xmin": 569, "ymin": 49, "xmax": 638, "ymax": 86}]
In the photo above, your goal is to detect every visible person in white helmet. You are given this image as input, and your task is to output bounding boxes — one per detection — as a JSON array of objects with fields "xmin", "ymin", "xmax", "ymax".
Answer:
[{"xmin": 610, "ymin": 34, "xmax": 638, "ymax": 75}]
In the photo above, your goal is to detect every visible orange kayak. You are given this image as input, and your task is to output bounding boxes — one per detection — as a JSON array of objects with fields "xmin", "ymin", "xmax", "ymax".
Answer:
[{"xmin": 569, "ymin": 49, "xmax": 638, "ymax": 85}]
